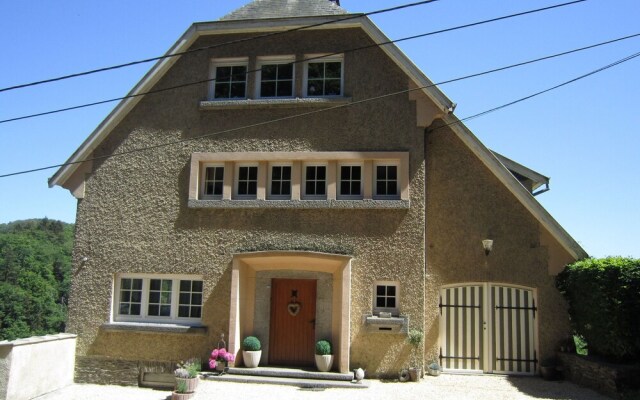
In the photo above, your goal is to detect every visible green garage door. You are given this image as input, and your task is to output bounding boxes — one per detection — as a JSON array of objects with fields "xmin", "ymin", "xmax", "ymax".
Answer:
[{"xmin": 439, "ymin": 284, "xmax": 537, "ymax": 374}]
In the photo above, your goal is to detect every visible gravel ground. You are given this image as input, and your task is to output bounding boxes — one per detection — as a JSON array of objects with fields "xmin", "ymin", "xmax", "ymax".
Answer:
[{"xmin": 34, "ymin": 374, "xmax": 610, "ymax": 400}]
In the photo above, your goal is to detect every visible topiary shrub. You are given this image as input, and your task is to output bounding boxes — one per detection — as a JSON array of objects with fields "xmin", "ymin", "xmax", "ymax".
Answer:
[
  {"xmin": 242, "ymin": 336, "xmax": 261, "ymax": 351},
  {"xmin": 556, "ymin": 257, "xmax": 640, "ymax": 362},
  {"xmin": 315, "ymin": 340, "xmax": 332, "ymax": 355}
]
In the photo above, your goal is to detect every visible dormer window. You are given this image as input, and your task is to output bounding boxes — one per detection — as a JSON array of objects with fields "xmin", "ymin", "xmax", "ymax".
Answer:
[
  {"xmin": 210, "ymin": 58, "xmax": 248, "ymax": 100},
  {"xmin": 304, "ymin": 55, "xmax": 343, "ymax": 97}
]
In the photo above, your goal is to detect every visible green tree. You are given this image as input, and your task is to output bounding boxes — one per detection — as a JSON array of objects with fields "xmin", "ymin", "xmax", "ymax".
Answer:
[{"xmin": 0, "ymin": 219, "xmax": 73, "ymax": 341}]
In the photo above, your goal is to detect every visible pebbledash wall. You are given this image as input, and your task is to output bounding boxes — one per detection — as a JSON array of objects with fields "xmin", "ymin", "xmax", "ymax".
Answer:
[
  {"xmin": 424, "ymin": 121, "xmax": 574, "ymax": 366},
  {"xmin": 67, "ymin": 27, "xmax": 431, "ymax": 382},
  {"xmin": 65, "ymin": 25, "xmax": 575, "ymax": 383}
]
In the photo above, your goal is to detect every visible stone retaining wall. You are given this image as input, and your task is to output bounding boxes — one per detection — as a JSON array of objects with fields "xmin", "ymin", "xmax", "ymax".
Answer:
[
  {"xmin": 75, "ymin": 355, "xmax": 177, "ymax": 387},
  {"xmin": 558, "ymin": 352, "xmax": 640, "ymax": 399}
]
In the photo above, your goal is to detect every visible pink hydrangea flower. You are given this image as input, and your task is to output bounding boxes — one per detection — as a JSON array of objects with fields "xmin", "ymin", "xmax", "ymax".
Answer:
[{"xmin": 208, "ymin": 359, "xmax": 217, "ymax": 369}]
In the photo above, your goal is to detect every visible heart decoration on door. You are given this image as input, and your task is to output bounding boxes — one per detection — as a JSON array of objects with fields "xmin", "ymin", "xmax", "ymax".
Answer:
[
  {"xmin": 288, "ymin": 289, "xmax": 301, "ymax": 316},
  {"xmin": 287, "ymin": 302, "xmax": 301, "ymax": 316}
]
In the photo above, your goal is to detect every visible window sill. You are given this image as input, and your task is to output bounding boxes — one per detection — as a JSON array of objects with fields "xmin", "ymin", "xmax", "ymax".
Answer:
[
  {"xmin": 188, "ymin": 199, "xmax": 409, "ymax": 209},
  {"xmin": 101, "ymin": 322, "xmax": 207, "ymax": 335},
  {"xmin": 199, "ymin": 97, "xmax": 352, "ymax": 110}
]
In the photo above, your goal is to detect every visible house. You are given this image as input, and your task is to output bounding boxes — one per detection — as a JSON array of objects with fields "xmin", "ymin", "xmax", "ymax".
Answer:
[{"xmin": 49, "ymin": 0, "xmax": 587, "ymax": 385}]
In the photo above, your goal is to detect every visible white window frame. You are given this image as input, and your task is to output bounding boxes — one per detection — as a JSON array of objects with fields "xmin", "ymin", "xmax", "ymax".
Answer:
[
  {"xmin": 234, "ymin": 163, "xmax": 259, "ymax": 200},
  {"xmin": 209, "ymin": 57, "xmax": 249, "ymax": 100},
  {"xmin": 337, "ymin": 162, "xmax": 363, "ymax": 200},
  {"xmin": 373, "ymin": 280, "xmax": 400, "ymax": 316},
  {"xmin": 268, "ymin": 163, "xmax": 293, "ymax": 200},
  {"xmin": 302, "ymin": 162, "xmax": 328, "ymax": 200},
  {"xmin": 113, "ymin": 274, "xmax": 204, "ymax": 325},
  {"xmin": 201, "ymin": 163, "xmax": 225, "ymax": 200},
  {"xmin": 373, "ymin": 161, "xmax": 401, "ymax": 200},
  {"xmin": 256, "ymin": 56, "xmax": 295, "ymax": 99},
  {"xmin": 303, "ymin": 54, "xmax": 344, "ymax": 97}
]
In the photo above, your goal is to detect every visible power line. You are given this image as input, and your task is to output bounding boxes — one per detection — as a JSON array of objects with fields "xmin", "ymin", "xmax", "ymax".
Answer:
[
  {"xmin": 0, "ymin": 0, "xmax": 441, "ymax": 94},
  {"xmin": 1, "ymin": 46, "xmax": 637, "ymax": 179},
  {"xmin": 0, "ymin": 0, "xmax": 590, "ymax": 125}
]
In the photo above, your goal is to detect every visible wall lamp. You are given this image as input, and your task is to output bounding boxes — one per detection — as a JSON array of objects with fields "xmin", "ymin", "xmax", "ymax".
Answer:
[{"xmin": 482, "ymin": 239, "xmax": 494, "ymax": 256}]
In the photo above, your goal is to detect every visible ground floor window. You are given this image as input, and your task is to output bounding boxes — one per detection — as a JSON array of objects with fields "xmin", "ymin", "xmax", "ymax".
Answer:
[
  {"xmin": 373, "ymin": 281, "xmax": 399, "ymax": 316},
  {"xmin": 114, "ymin": 274, "xmax": 203, "ymax": 324}
]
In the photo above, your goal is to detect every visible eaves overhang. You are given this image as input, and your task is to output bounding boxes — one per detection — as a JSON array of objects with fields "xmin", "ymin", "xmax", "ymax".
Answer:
[{"xmin": 48, "ymin": 14, "xmax": 454, "ymax": 190}]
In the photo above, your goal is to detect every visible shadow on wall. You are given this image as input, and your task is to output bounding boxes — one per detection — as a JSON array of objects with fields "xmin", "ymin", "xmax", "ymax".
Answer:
[{"xmin": 349, "ymin": 332, "xmax": 413, "ymax": 378}]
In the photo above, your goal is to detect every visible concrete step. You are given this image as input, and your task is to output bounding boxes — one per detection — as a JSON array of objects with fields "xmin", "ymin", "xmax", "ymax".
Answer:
[
  {"xmin": 228, "ymin": 366, "xmax": 354, "ymax": 381},
  {"xmin": 200, "ymin": 367, "xmax": 369, "ymax": 389}
]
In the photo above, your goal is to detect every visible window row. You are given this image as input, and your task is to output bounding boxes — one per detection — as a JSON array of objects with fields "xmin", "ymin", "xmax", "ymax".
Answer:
[
  {"xmin": 201, "ymin": 162, "xmax": 400, "ymax": 201},
  {"xmin": 114, "ymin": 275, "xmax": 203, "ymax": 324},
  {"xmin": 209, "ymin": 55, "xmax": 343, "ymax": 100}
]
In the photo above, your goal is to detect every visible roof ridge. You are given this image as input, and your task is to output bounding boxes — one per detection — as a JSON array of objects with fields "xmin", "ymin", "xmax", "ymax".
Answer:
[{"xmin": 220, "ymin": 0, "xmax": 347, "ymax": 21}]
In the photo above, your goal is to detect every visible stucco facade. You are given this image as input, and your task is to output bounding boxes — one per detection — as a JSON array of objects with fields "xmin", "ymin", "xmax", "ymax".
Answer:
[{"xmin": 52, "ymin": 0, "xmax": 586, "ymax": 385}]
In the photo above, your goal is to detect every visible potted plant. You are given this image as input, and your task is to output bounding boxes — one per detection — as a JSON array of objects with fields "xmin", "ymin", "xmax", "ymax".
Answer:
[
  {"xmin": 407, "ymin": 329, "xmax": 423, "ymax": 381},
  {"xmin": 209, "ymin": 347, "xmax": 235, "ymax": 373},
  {"xmin": 242, "ymin": 336, "xmax": 262, "ymax": 368},
  {"xmin": 172, "ymin": 379, "xmax": 193, "ymax": 400},
  {"xmin": 173, "ymin": 358, "xmax": 199, "ymax": 399},
  {"xmin": 174, "ymin": 358, "xmax": 200, "ymax": 392},
  {"xmin": 315, "ymin": 339, "xmax": 333, "ymax": 372}
]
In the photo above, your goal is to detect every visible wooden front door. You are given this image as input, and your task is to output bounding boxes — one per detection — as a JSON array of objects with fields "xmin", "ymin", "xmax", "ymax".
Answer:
[{"xmin": 269, "ymin": 279, "xmax": 317, "ymax": 366}]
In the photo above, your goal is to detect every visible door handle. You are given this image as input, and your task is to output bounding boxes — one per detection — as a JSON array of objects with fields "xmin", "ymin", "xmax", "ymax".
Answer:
[{"xmin": 310, "ymin": 319, "xmax": 316, "ymax": 328}]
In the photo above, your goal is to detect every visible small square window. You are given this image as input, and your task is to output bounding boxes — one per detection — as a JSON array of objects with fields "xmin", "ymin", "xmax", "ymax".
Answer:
[
  {"xmin": 305, "ymin": 57, "xmax": 343, "ymax": 97},
  {"xmin": 259, "ymin": 61, "xmax": 294, "ymax": 98},
  {"xmin": 269, "ymin": 165, "xmax": 292, "ymax": 199},
  {"xmin": 236, "ymin": 165, "xmax": 258, "ymax": 199},
  {"xmin": 210, "ymin": 59, "xmax": 248, "ymax": 100},
  {"xmin": 202, "ymin": 165, "xmax": 224, "ymax": 199},
  {"xmin": 373, "ymin": 281, "xmax": 399, "ymax": 315},
  {"xmin": 374, "ymin": 164, "xmax": 400, "ymax": 199},
  {"xmin": 338, "ymin": 164, "xmax": 362, "ymax": 199},
  {"xmin": 303, "ymin": 165, "xmax": 327, "ymax": 199}
]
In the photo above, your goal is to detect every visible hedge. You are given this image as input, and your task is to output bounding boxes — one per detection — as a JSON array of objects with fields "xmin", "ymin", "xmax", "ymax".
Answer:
[{"xmin": 556, "ymin": 257, "xmax": 640, "ymax": 362}]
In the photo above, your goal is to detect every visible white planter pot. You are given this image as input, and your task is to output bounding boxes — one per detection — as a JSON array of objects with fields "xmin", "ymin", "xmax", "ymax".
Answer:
[
  {"xmin": 315, "ymin": 354, "xmax": 333, "ymax": 372},
  {"xmin": 243, "ymin": 350, "xmax": 262, "ymax": 368}
]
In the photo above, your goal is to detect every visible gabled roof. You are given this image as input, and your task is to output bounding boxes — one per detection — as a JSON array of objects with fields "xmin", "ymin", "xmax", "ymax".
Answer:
[
  {"xmin": 48, "ymin": 0, "xmax": 587, "ymax": 260},
  {"xmin": 220, "ymin": 0, "xmax": 346, "ymax": 20},
  {"xmin": 446, "ymin": 116, "xmax": 587, "ymax": 260}
]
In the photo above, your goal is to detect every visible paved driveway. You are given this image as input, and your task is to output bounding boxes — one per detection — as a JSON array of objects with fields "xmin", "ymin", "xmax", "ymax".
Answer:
[{"xmin": 35, "ymin": 374, "xmax": 609, "ymax": 400}]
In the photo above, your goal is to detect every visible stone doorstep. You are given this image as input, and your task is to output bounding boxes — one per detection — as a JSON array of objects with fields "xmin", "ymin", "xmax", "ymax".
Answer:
[
  {"xmin": 227, "ymin": 366, "xmax": 354, "ymax": 381},
  {"xmin": 200, "ymin": 367, "xmax": 369, "ymax": 389}
]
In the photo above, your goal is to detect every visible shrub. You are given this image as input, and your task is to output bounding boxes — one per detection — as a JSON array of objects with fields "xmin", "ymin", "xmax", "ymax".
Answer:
[
  {"xmin": 407, "ymin": 329, "xmax": 423, "ymax": 347},
  {"xmin": 556, "ymin": 257, "xmax": 640, "ymax": 362},
  {"xmin": 315, "ymin": 340, "xmax": 332, "ymax": 355},
  {"xmin": 242, "ymin": 336, "xmax": 261, "ymax": 351}
]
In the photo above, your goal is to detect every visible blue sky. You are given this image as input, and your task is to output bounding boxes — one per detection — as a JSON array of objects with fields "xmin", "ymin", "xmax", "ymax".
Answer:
[{"xmin": 0, "ymin": 0, "xmax": 638, "ymax": 258}]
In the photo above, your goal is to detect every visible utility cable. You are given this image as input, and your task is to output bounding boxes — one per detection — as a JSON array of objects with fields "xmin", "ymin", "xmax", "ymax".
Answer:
[
  {"xmin": 0, "ymin": 0, "xmax": 593, "ymax": 124},
  {"xmin": 1, "ymin": 47, "xmax": 637, "ymax": 179},
  {"xmin": 0, "ymin": 0, "xmax": 441, "ymax": 93}
]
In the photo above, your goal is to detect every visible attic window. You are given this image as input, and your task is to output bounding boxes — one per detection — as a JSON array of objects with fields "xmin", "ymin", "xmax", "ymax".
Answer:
[
  {"xmin": 209, "ymin": 58, "xmax": 248, "ymax": 100},
  {"xmin": 257, "ymin": 57, "xmax": 295, "ymax": 98},
  {"xmin": 304, "ymin": 55, "xmax": 343, "ymax": 97}
]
